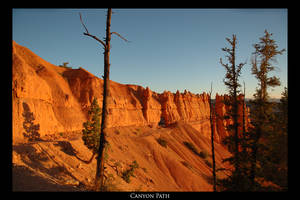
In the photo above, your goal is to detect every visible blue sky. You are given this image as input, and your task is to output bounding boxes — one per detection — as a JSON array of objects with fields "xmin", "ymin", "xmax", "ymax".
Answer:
[{"xmin": 12, "ymin": 8, "xmax": 287, "ymax": 98}]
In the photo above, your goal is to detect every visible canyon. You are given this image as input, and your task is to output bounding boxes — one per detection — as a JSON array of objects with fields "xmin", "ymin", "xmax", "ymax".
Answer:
[{"xmin": 12, "ymin": 41, "xmax": 248, "ymax": 191}]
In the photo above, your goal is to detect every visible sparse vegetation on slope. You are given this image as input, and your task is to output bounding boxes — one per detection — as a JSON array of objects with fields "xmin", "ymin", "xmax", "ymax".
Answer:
[
  {"xmin": 12, "ymin": 123, "xmax": 232, "ymax": 191},
  {"xmin": 121, "ymin": 160, "xmax": 139, "ymax": 183},
  {"xmin": 183, "ymin": 141, "xmax": 209, "ymax": 159},
  {"xmin": 156, "ymin": 137, "xmax": 168, "ymax": 148}
]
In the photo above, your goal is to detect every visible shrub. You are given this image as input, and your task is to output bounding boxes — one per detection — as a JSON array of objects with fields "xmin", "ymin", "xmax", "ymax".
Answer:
[
  {"xmin": 130, "ymin": 160, "xmax": 139, "ymax": 169},
  {"xmin": 183, "ymin": 141, "xmax": 198, "ymax": 155},
  {"xmin": 122, "ymin": 160, "xmax": 139, "ymax": 183},
  {"xmin": 142, "ymin": 167, "xmax": 147, "ymax": 173},
  {"xmin": 183, "ymin": 141, "xmax": 210, "ymax": 159},
  {"xmin": 157, "ymin": 137, "xmax": 168, "ymax": 148},
  {"xmin": 204, "ymin": 159, "xmax": 213, "ymax": 168},
  {"xmin": 199, "ymin": 150, "xmax": 209, "ymax": 159},
  {"xmin": 181, "ymin": 161, "xmax": 192, "ymax": 170},
  {"xmin": 59, "ymin": 62, "xmax": 72, "ymax": 69}
]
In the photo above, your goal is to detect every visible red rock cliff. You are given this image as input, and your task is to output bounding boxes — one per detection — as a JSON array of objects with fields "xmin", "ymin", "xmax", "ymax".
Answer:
[
  {"xmin": 12, "ymin": 41, "xmax": 249, "ymax": 144},
  {"xmin": 214, "ymin": 93, "xmax": 250, "ymax": 143}
]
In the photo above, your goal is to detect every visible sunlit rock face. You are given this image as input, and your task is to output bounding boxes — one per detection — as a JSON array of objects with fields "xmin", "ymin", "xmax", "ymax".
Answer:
[{"xmin": 12, "ymin": 41, "xmax": 249, "ymax": 144}]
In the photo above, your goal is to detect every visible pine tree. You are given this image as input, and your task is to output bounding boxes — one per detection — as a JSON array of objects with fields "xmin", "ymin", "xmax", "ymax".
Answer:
[
  {"xmin": 219, "ymin": 34, "xmax": 246, "ymax": 191},
  {"xmin": 255, "ymin": 87, "xmax": 288, "ymax": 191},
  {"xmin": 271, "ymin": 87, "xmax": 288, "ymax": 190},
  {"xmin": 82, "ymin": 98, "xmax": 101, "ymax": 159},
  {"xmin": 248, "ymin": 30, "xmax": 285, "ymax": 191}
]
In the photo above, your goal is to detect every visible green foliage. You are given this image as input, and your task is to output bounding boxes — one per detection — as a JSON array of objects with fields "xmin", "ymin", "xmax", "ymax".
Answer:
[
  {"xmin": 219, "ymin": 34, "xmax": 246, "ymax": 191},
  {"xmin": 121, "ymin": 160, "xmax": 139, "ymax": 183},
  {"xmin": 220, "ymin": 34, "xmax": 246, "ymax": 97},
  {"xmin": 218, "ymin": 30, "xmax": 287, "ymax": 191},
  {"xmin": 183, "ymin": 141, "xmax": 198, "ymax": 155},
  {"xmin": 156, "ymin": 137, "xmax": 168, "ymax": 148},
  {"xmin": 183, "ymin": 141, "xmax": 209, "ymax": 159},
  {"xmin": 251, "ymin": 30, "xmax": 285, "ymax": 95},
  {"xmin": 103, "ymin": 142, "xmax": 111, "ymax": 162},
  {"xmin": 181, "ymin": 161, "xmax": 192, "ymax": 169},
  {"xmin": 82, "ymin": 98, "xmax": 102, "ymax": 154},
  {"xmin": 199, "ymin": 150, "xmax": 209, "ymax": 159},
  {"xmin": 246, "ymin": 30, "xmax": 287, "ymax": 191},
  {"xmin": 130, "ymin": 160, "xmax": 139, "ymax": 169}
]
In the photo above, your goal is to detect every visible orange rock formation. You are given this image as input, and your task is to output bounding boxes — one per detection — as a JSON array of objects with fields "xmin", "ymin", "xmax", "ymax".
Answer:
[
  {"xmin": 214, "ymin": 93, "xmax": 250, "ymax": 143},
  {"xmin": 12, "ymin": 41, "xmax": 254, "ymax": 191},
  {"xmin": 12, "ymin": 41, "xmax": 249, "ymax": 145}
]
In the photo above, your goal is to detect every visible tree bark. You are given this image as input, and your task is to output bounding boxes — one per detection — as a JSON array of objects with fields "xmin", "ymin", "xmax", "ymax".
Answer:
[
  {"xmin": 80, "ymin": 8, "xmax": 128, "ymax": 191},
  {"xmin": 209, "ymin": 83, "xmax": 217, "ymax": 192},
  {"xmin": 231, "ymin": 37, "xmax": 240, "ymax": 178},
  {"xmin": 95, "ymin": 8, "xmax": 112, "ymax": 191}
]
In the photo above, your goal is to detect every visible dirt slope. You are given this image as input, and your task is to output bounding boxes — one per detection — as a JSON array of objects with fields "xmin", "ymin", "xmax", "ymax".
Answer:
[
  {"xmin": 12, "ymin": 122, "xmax": 231, "ymax": 191},
  {"xmin": 12, "ymin": 41, "xmax": 234, "ymax": 191}
]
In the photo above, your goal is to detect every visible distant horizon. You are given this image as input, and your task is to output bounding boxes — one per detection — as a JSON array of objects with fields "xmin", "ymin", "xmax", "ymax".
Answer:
[{"xmin": 12, "ymin": 8, "xmax": 287, "ymax": 99}]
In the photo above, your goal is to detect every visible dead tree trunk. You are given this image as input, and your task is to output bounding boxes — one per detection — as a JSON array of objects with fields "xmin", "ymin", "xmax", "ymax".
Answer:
[
  {"xmin": 95, "ymin": 8, "xmax": 111, "ymax": 191},
  {"xmin": 242, "ymin": 82, "xmax": 247, "ymax": 152},
  {"xmin": 209, "ymin": 82, "xmax": 217, "ymax": 192},
  {"xmin": 80, "ymin": 8, "xmax": 128, "ymax": 191}
]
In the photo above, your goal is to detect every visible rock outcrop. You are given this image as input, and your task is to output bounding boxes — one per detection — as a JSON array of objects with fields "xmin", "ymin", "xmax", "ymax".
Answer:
[
  {"xmin": 214, "ymin": 93, "xmax": 250, "ymax": 143},
  {"xmin": 12, "ymin": 41, "xmax": 249, "ymax": 144},
  {"xmin": 12, "ymin": 41, "xmax": 87, "ymax": 143}
]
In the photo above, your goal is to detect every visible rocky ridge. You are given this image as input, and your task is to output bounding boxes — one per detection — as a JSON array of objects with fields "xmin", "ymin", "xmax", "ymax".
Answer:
[
  {"xmin": 12, "ymin": 41, "xmax": 249, "ymax": 144},
  {"xmin": 12, "ymin": 41, "xmax": 252, "ymax": 191}
]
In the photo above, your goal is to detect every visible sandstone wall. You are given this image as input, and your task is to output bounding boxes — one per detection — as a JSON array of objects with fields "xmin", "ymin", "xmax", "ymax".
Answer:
[
  {"xmin": 12, "ymin": 41, "xmax": 249, "ymax": 144},
  {"xmin": 214, "ymin": 93, "xmax": 250, "ymax": 143},
  {"xmin": 12, "ymin": 41, "xmax": 87, "ymax": 143}
]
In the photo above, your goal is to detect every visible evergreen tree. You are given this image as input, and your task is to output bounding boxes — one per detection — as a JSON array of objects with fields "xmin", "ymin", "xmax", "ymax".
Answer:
[
  {"xmin": 248, "ymin": 30, "xmax": 285, "ymax": 191},
  {"xmin": 219, "ymin": 34, "xmax": 246, "ymax": 191},
  {"xmin": 256, "ymin": 87, "xmax": 288, "ymax": 191},
  {"xmin": 273, "ymin": 87, "xmax": 288, "ymax": 190},
  {"xmin": 82, "ymin": 98, "xmax": 101, "ymax": 156}
]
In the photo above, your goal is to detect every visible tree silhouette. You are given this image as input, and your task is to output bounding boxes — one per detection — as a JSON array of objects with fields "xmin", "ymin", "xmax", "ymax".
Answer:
[
  {"xmin": 219, "ymin": 34, "xmax": 246, "ymax": 191},
  {"xmin": 209, "ymin": 82, "xmax": 217, "ymax": 192},
  {"xmin": 22, "ymin": 102, "xmax": 41, "ymax": 142},
  {"xmin": 248, "ymin": 30, "xmax": 286, "ymax": 190}
]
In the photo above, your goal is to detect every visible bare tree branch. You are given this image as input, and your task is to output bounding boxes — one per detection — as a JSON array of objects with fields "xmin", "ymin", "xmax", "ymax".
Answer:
[
  {"xmin": 79, "ymin": 13, "xmax": 106, "ymax": 48},
  {"xmin": 111, "ymin": 32, "xmax": 130, "ymax": 42},
  {"xmin": 83, "ymin": 33, "xmax": 106, "ymax": 48},
  {"xmin": 79, "ymin": 13, "xmax": 89, "ymax": 34}
]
